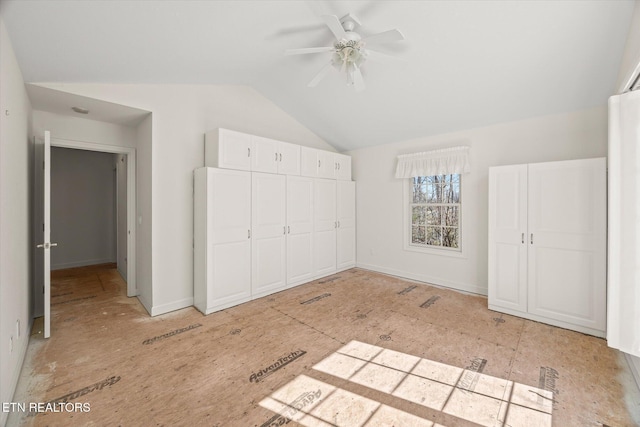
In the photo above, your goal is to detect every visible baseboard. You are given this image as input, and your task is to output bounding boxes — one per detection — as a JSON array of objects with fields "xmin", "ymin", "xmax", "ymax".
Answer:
[
  {"xmin": 356, "ymin": 262, "xmax": 487, "ymax": 296},
  {"xmin": 1, "ymin": 316, "xmax": 33, "ymax": 427},
  {"xmin": 136, "ymin": 294, "xmax": 153, "ymax": 316},
  {"xmin": 625, "ymin": 353, "xmax": 640, "ymax": 392},
  {"xmin": 150, "ymin": 297, "xmax": 194, "ymax": 317},
  {"xmin": 52, "ymin": 257, "xmax": 116, "ymax": 270}
]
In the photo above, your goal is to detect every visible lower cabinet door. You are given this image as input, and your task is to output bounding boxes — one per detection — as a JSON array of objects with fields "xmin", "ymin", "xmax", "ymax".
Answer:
[{"xmin": 251, "ymin": 172, "xmax": 287, "ymax": 298}]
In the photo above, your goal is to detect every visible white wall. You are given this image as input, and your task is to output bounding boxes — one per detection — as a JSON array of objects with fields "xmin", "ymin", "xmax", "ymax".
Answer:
[
  {"xmin": 0, "ymin": 17, "xmax": 33, "ymax": 424},
  {"xmin": 349, "ymin": 106, "xmax": 607, "ymax": 295},
  {"xmin": 614, "ymin": 0, "xmax": 640, "ymax": 388},
  {"xmin": 33, "ymin": 83, "xmax": 334, "ymax": 316},
  {"xmin": 50, "ymin": 147, "xmax": 117, "ymax": 270}
]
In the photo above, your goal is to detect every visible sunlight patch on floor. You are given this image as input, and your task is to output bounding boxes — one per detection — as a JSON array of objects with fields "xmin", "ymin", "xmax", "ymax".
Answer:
[{"xmin": 260, "ymin": 341, "xmax": 552, "ymax": 427}]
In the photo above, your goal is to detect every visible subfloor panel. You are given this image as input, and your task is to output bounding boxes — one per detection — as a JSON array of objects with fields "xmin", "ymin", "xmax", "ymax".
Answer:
[{"xmin": 8, "ymin": 265, "xmax": 640, "ymax": 426}]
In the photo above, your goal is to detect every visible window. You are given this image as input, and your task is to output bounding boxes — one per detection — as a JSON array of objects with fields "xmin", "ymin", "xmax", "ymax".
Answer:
[{"xmin": 409, "ymin": 174, "xmax": 461, "ymax": 250}]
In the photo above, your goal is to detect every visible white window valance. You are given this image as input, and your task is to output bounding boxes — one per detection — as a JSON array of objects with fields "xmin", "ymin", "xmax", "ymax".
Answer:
[{"xmin": 395, "ymin": 146, "xmax": 470, "ymax": 179}]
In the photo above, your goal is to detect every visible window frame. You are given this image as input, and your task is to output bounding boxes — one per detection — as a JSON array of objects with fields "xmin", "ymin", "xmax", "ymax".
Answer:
[{"xmin": 403, "ymin": 174, "xmax": 465, "ymax": 258}]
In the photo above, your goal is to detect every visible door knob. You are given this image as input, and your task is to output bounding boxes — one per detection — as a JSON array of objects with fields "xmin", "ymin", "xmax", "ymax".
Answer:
[{"xmin": 36, "ymin": 242, "xmax": 58, "ymax": 249}]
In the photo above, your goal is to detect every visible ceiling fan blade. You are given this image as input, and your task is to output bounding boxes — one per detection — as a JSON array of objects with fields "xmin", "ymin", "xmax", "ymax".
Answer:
[
  {"xmin": 365, "ymin": 49, "xmax": 400, "ymax": 62},
  {"xmin": 352, "ymin": 65, "xmax": 366, "ymax": 92},
  {"xmin": 322, "ymin": 15, "xmax": 346, "ymax": 40},
  {"xmin": 363, "ymin": 29, "xmax": 405, "ymax": 45},
  {"xmin": 285, "ymin": 46, "xmax": 335, "ymax": 56},
  {"xmin": 308, "ymin": 62, "xmax": 334, "ymax": 87}
]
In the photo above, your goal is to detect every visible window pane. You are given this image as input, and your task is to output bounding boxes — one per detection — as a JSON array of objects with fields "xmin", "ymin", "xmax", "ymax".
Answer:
[
  {"xmin": 412, "ymin": 206, "xmax": 426, "ymax": 225},
  {"xmin": 443, "ymin": 227, "xmax": 459, "ymax": 248},
  {"xmin": 427, "ymin": 182, "xmax": 439, "ymax": 202},
  {"xmin": 412, "ymin": 178, "xmax": 426, "ymax": 203},
  {"xmin": 426, "ymin": 227, "xmax": 442, "ymax": 246},
  {"xmin": 412, "ymin": 226, "xmax": 426, "ymax": 244},
  {"xmin": 443, "ymin": 206, "xmax": 459, "ymax": 226},
  {"xmin": 425, "ymin": 206, "xmax": 441, "ymax": 225}
]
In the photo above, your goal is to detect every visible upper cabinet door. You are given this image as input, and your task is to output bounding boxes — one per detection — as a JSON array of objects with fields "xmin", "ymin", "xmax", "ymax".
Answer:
[
  {"xmin": 317, "ymin": 150, "xmax": 336, "ymax": 179},
  {"xmin": 251, "ymin": 135, "xmax": 279, "ymax": 174},
  {"xmin": 300, "ymin": 147, "xmax": 319, "ymax": 178},
  {"xmin": 277, "ymin": 141, "xmax": 301, "ymax": 175},
  {"xmin": 205, "ymin": 129, "xmax": 252, "ymax": 171},
  {"xmin": 335, "ymin": 153, "xmax": 352, "ymax": 181}
]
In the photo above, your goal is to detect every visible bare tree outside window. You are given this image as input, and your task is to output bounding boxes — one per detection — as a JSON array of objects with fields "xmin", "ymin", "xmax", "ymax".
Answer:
[{"xmin": 410, "ymin": 174, "xmax": 461, "ymax": 249}]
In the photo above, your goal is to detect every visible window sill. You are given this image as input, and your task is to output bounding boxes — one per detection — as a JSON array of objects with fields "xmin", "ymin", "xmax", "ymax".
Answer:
[{"xmin": 403, "ymin": 243, "xmax": 466, "ymax": 259}]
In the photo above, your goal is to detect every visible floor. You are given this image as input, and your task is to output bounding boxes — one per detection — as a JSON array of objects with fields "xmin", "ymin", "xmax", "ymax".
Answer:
[{"xmin": 8, "ymin": 264, "xmax": 640, "ymax": 426}]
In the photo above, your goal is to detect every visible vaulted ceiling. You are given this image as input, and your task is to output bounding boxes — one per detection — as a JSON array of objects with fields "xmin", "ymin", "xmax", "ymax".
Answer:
[{"xmin": 1, "ymin": 1, "xmax": 634, "ymax": 151}]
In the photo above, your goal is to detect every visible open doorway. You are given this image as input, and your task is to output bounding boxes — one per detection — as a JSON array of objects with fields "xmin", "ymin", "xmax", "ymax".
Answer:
[
  {"xmin": 51, "ymin": 138, "xmax": 137, "ymax": 297},
  {"xmin": 33, "ymin": 136, "xmax": 137, "ymax": 321}
]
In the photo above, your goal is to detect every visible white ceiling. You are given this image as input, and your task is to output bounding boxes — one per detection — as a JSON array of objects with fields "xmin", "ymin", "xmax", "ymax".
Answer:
[{"xmin": 1, "ymin": 1, "xmax": 634, "ymax": 151}]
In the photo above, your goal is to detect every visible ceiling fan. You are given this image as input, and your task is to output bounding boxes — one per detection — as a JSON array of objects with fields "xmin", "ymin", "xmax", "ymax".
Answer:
[{"xmin": 285, "ymin": 13, "xmax": 405, "ymax": 91}]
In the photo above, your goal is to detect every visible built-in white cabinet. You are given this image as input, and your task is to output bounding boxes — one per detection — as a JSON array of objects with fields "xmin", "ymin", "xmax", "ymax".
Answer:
[
  {"xmin": 488, "ymin": 158, "xmax": 606, "ymax": 337},
  {"xmin": 286, "ymin": 176, "xmax": 314, "ymax": 287},
  {"xmin": 205, "ymin": 128, "xmax": 252, "ymax": 171},
  {"xmin": 196, "ymin": 128, "xmax": 355, "ymax": 315},
  {"xmin": 251, "ymin": 172, "xmax": 287, "ymax": 298},
  {"xmin": 337, "ymin": 180, "xmax": 356, "ymax": 270},
  {"xmin": 194, "ymin": 168, "xmax": 252, "ymax": 314},
  {"xmin": 300, "ymin": 146, "xmax": 352, "ymax": 180},
  {"xmin": 206, "ymin": 129, "xmax": 301, "ymax": 176}
]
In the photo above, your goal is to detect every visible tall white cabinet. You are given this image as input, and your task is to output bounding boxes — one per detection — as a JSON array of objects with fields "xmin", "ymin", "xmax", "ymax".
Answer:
[
  {"xmin": 195, "ymin": 128, "xmax": 356, "ymax": 315},
  {"xmin": 488, "ymin": 158, "xmax": 607, "ymax": 337},
  {"xmin": 194, "ymin": 168, "xmax": 251, "ymax": 314}
]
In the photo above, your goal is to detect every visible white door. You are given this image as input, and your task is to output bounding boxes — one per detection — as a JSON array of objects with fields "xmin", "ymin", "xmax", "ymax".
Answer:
[
  {"xmin": 37, "ymin": 131, "xmax": 56, "ymax": 338},
  {"xmin": 488, "ymin": 165, "xmax": 528, "ymax": 314},
  {"xmin": 209, "ymin": 169, "xmax": 252, "ymax": 309},
  {"xmin": 251, "ymin": 136, "xmax": 278, "ymax": 174},
  {"xmin": 286, "ymin": 176, "xmax": 314, "ymax": 286},
  {"xmin": 314, "ymin": 178, "xmax": 337, "ymax": 277},
  {"xmin": 278, "ymin": 141, "xmax": 301, "ymax": 175},
  {"xmin": 252, "ymin": 173, "xmax": 286, "ymax": 297},
  {"xmin": 527, "ymin": 158, "xmax": 606, "ymax": 331},
  {"xmin": 336, "ymin": 181, "xmax": 356, "ymax": 270}
]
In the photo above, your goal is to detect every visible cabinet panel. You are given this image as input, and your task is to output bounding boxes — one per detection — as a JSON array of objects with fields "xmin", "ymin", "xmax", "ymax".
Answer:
[
  {"xmin": 300, "ymin": 147, "xmax": 318, "ymax": 177},
  {"xmin": 194, "ymin": 167, "xmax": 251, "ymax": 314},
  {"xmin": 314, "ymin": 179, "xmax": 337, "ymax": 276},
  {"xmin": 278, "ymin": 142, "xmax": 301, "ymax": 175},
  {"xmin": 488, "ymin": 165, "xmax": 527, "ymax": 313},
  {"xmin": 317, "ymin": 150, "xmax": 336, "ymax": 179},
  {"xmin": 335, "ymin": 153, "xmax": 352, "ymax": 180},
  {"xmin": 527, "ymin": 159, "xmax": 606, "ymax": 330},
  {"xmin": 251, "ymin": 136, "xmax": 279, "ymax": 174},
  {"xmin": 205, "ymin": 129, "xmax": 252, "ymax": 171},
  {"xmin": 252, "ymin": 173, "xmax": 286, "ymax": 297},
  {"xmin": 337, "ymin": 180, "xmax": 356, "ymax": 270},
  {"xmin": 287, "ymin": 176, "xmax": 314, "ymax": 286}
]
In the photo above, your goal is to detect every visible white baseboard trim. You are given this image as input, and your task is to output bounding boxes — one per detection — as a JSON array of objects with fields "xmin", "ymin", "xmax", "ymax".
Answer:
[
  {"xmin": 625, "ymin": 353, "xmax": 640, "ymax": 392},
  {"xmin": 52, "ymin": 258, "xmax": 116, "ymax": 270},
  {"xmin": 355, "ymin": 262, "xmax": 487, "ymax": 296},
  {"xmin": 150, "ymin": 297, "xmax": 194, "ymax": 317},
  {"xmin": 136, "ymin": 294, "xmax": 153, "ymax": 316},
  {"xmin": 1, "ymin": 317, "xmax": 33, "ymax": 427}
]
